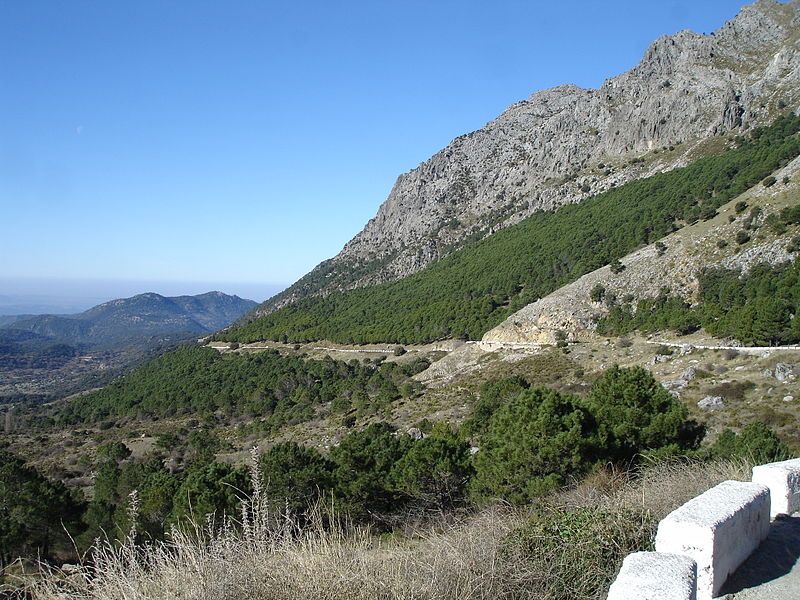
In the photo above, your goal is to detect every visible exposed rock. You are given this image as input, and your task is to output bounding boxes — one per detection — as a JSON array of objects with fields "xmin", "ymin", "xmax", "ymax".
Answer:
[
  {"xmin": 407, "ymin": 427, "xmax": 425, "ymax": 440},
  {"xmin": 774, "ymin": 363, "xmax": 796, "ymax": 382},
  {"xmin": 784, "ymin": 395, "xmax": 795, "ymax": 402},
  {"xmin": 259, "ymin": 0, "xmax": 800, "ymax": 315},
  {"xmin": 698, "ymin": 396, "xmax": 725, "ymax": 410},
  {"xmin": 681, "ymin": 367, "xmax": 699, "ymax": 382}
]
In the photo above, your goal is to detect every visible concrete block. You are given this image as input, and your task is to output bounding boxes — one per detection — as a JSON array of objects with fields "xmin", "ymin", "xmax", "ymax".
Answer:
[
  {"xmin": 655, "ymin": 480, "xmax": 770, "ymax": 600},
  {"xmin": 752, "ymin": 458, "xmax": 800, "ymax": 518},
  {"xmin": 607, "ymin": 551, "xmax": 697, "ymax": 600}
]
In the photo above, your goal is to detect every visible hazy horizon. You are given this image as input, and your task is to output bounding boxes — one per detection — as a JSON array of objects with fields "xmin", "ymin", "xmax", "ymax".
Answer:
[
  {"xmin": 2, "ymin": 1, "xmax": 747, "ymax": 287},
  {"xmin": 0, "ymin": 277, "xmax": 286, "ymax": 315}
]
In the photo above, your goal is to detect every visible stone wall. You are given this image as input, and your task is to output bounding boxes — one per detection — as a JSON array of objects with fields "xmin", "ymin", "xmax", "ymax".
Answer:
[{"xmin": 607, "ymin": 458, "xmax": 800, "ymax": 600}]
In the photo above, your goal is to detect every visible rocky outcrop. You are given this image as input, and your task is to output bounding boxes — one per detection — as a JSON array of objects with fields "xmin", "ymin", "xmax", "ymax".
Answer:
[
  {"xmin": 481, "ymin": 154, "xmax": 800, "ymax": 346},
  {"xmin": 261, "ymin": 0, "xmax": 800, "ymax": 315}
]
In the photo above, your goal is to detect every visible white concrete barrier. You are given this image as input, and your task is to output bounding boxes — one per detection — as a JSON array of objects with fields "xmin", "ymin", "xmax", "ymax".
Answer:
[
  {"xmin": 751, "ymin": 458, "xmax": 800, "ymax": 518},
  {"xmin": 654, "ymin": 480, "xmax": 770, "ymax": 599},
  {"xmin": 607, "ymin": 551, "xmax": 697, "ymax": 600}
]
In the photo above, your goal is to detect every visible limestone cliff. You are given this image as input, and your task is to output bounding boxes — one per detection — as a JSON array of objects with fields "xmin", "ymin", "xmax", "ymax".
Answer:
[{"xmin": 260, "ymin": 0, "xmax": 800, "ymax": 316}]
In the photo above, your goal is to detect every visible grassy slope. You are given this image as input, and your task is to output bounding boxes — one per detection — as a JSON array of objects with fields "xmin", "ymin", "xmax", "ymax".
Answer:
[{"xmin": 222, "ymin": 115, "xmax": 800, "ymax": 345}]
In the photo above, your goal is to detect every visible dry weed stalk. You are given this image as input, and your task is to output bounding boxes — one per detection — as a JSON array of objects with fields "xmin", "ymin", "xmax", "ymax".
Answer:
[{"xmin": 23, "ymin": 458, "xmax": 750, "ymax": 600}]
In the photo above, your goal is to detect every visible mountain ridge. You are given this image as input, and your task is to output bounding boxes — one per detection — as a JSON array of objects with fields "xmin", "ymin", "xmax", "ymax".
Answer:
[
  {"xmin": 5, "ymin": 291, "xmax": 256, "ymax": 349},
  {"xmin": 255, "ymin": 0, "xmax": 800, "ymax": 318}
]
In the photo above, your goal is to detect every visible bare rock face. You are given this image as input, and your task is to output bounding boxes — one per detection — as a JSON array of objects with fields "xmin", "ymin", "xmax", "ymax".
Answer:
[{"xmin": 262, "ymin": 1, "xmax": 800, "ymax": 314}]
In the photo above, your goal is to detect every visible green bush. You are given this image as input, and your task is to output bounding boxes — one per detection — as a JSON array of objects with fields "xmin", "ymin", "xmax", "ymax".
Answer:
[
  {"xmin": 330, "ymin": 423, "xmax": 410, "ymax": 514},
  {"xmin": 170, "ymin": 463, "xmax": 249, "ymax": 526},
  {"xmin": 502, "ymin": 506, "xmax": 655, "ymax": 600},
  {"xmin": 391, "ymin": 427, "xmax": 474, "ymax": 508},
  {"xmin": 609, "ymin": 259, "xmax": 625, "ymax": 274},
  {"xmin": 259, "ymin": 442, "xmax": 334, "ymax": 517},
  {"xmin": 711, "ymin": 422, "xmax": 791, "ymax": 463},
  {"xmin": 461, "ymin": 377, "xmax": 529, "ymax": 438},
  {"xmin": 0, "ymin": 449, "xmax": 84, "ymax": 569},
  {"xmin": 471, "ymin": 387, "xmax": 595, "ymax": 504},
  {"xmin": 588, "ymin": 366, "xmax": 702, "ymax": 463},
  {"xmin": 590, "ymin": 283, "xmax": 606, "ymax": 303}
]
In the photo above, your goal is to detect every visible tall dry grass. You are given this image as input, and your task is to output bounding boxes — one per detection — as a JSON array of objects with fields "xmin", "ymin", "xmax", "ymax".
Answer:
[{"xmin": 21, "ymin": 457, "xmax": 751, "ymax": 600}]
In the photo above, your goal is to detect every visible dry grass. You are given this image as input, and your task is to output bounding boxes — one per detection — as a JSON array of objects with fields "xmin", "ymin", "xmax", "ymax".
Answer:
[{"xmin": 20, "ymin": 458, "xmax": 751, "ymax": 600}]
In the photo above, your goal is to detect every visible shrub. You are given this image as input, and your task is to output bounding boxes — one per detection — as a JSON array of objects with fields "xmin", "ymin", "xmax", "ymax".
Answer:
[
  {"xmin": 781, "ymin": 204, "xmax": 800, "ymax": 225},
  {"xmin": 736, "ymin": 230, "xmax": 750, "ymax": 245},
  {"xmin": 330, "ymin": 423, "xmax": 410, "ymax": 514},
  {"xmin": 766, "ymin": 213, "xmax": 788, "ymax": 235},
  {"xmin": 700, "ymin": 206, "xmax": 717, "ymax": 221},
  {"xmin": 588, "ymin": 366, "xmax": 702, "ymax": 463},
  {"xmin": 706, "ymin": 380, "xmax": 755, "ymax": 402},
  {"xmin": 462, "ymin": 377, "xmax": 528, "ymax": 438},
  {"xmin": 170, "ymin": 463, "xmax": 249, "ymax": 525},
  {"xmin": 471, "ymin": 387, "xmax": 595, "ymax": 504},
  {"xmin": 762, "ymin": 175, "xmax": 777, "ymax": 188},
  {"xmin": 655, "ymin": 241, "xmax": 667, "ymax": 256},
  {"xmin": 0, "ymin": 449, "xmax": 84, "ymax": 568},
  {"xmin": 502, "ymin": 506, "xmax": 655, "ymax": 599},
  {"xmin": 391, "ymin": 427, "xmax": 474, "ymax": 508},
  {"xmin": 735, "ymin": 200, "xmax": 748, "ymax": 214},
  {"xmin": 393, "ymin": 346, "xmax": 407, "ymax": 356},
  {"xmin": 259, "ymin": 442, "xmax": 334, "ymax": 517},
  {"xmin": 590, "ymin": 283, "xmax": 606, "ymax": 303},
  {"xmin": 609, "ymin": 259, "xmax": 625, "ymax": 274},
  {"xmin": 711, "ymin": 422, "xmax": 791, "ymax": 463}
]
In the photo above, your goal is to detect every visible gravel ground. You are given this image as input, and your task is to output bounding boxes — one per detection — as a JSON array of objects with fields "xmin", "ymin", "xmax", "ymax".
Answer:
[{"xmin": 720, "ymin": 514, "xmax": 800, "ymax": 599}]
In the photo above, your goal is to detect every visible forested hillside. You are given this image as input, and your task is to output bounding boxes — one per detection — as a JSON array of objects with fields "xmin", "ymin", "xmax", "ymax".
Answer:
[
  {"xmin": 597, "ymin": 255, "xmax": 800, "ymax": 345},
  {"xmin": 222, "ymin": 114, "xmax": 800, "ymax": 345},
  {"xmin": 54, "ymin": 346, "xmax": 428, "ymax": 425}
]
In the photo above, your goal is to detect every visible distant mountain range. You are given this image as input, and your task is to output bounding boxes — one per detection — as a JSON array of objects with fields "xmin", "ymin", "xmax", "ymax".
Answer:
[
  {"xmin": 0, "ymin": 291, "xmax": 256, "ymax": 399},
  {"xmin": 2, "ymin": 291, "xmax": 255, "ymax": 351}
]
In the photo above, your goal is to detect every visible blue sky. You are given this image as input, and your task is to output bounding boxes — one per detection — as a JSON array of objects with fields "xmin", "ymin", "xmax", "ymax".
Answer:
[{"xmin": 1, "ymin": 0, "xmax": 748, "ymax": 305}]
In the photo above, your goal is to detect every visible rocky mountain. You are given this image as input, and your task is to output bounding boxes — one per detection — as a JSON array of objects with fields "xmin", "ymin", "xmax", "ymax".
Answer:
[
  {"xmin": 259, "ymin": 0, "xmax": 800, "ymax": 316},
  {"xmin": 4, "ymin": 291, "xmax": 256, "ymax": 350}
]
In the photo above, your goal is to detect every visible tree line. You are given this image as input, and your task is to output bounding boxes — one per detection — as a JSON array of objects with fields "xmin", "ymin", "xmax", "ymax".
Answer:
[{"xmin": 50, "ymin": 346, "xmax": 429, "ymax": 427}]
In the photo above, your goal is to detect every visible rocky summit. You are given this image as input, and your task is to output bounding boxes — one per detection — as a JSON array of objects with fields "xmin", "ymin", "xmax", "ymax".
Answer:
[{"xmin": 261, "ymin": 0, "xmax": 800, "ymax": 315}]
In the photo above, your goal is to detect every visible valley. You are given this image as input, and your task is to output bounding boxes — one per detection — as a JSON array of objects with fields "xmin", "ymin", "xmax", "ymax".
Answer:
[
  {"xmin": 3, "ymin": 2, "xmax": 800, "ymax": 598},
  {"xmin": 0, "ymin": 291, "xmax": 256, "ymax": 404}
]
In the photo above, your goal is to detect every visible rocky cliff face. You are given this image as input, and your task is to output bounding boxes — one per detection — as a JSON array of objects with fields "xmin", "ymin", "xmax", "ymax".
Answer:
[{"xmin": 262, "ymin": 0, "xmax": 800, "ymax": 314}]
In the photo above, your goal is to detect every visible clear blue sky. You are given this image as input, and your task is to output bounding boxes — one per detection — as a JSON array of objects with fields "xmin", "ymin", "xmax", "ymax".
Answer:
[{"xmin": 1, "ymin": 0, "xmax": 748, "ymax": 304}]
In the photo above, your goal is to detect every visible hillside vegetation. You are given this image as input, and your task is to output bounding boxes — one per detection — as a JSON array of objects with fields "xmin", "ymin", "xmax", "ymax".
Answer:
[
  {"xmin": 222, "ymin": 114, "xmax": 800, "ymax": 345},
  {"xmin": 53, "ymin": 346, "xmax": 429, "ymax": 424},
  {"xmin": 598, "ymin": 255, "xmax": 800, "ymax": 344}
]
